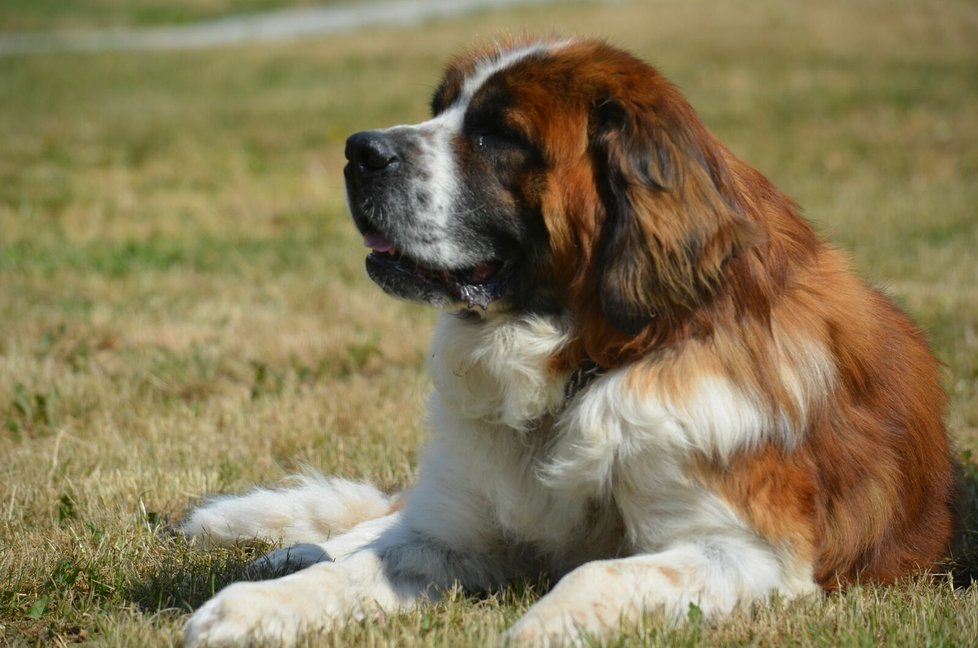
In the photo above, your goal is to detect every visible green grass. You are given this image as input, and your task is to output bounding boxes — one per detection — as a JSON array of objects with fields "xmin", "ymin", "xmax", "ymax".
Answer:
[{"xmin": 1, "ymin": 0, "xmax": 977, "ymax": 645}]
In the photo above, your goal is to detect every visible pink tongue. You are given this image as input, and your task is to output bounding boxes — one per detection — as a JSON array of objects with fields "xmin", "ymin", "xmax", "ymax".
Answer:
[{"xmin": 363, "ymin": 231, "xmax": 393, "ymax": 253}]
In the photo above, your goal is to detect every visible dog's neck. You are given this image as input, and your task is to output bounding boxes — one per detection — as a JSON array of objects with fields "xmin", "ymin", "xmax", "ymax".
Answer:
[{"xmin": 429, "ymin": 311, "xmax": 595, "ymax": 430}]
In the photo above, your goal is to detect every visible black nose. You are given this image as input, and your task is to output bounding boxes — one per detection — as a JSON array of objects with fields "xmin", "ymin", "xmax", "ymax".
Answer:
[{"xmin": 345, "ymin": 131, "xmax": 400, "ymax": 179}]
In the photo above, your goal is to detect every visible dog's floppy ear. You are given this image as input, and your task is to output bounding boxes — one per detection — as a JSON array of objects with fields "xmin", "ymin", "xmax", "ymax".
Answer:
[{"xmin": 588, "ymin": 96, "xmax": 759, "ymax": 335}]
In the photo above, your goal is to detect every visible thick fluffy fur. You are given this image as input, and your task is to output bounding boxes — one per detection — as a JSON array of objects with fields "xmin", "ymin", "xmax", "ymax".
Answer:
[{"xmin": 181, "ymin": 38, "xmax": 954, "ymax": 646}]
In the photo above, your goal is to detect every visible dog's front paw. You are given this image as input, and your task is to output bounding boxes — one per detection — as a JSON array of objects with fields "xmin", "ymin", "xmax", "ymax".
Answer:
[
  {"xmin": 502, "ymin": 608, "xmax": 589, "ymax": 648},
  {"xmin": 183, "ymin": 579, "xmax": 326, "ymax": 647},
  {"xmin": 501, "ymin": 564, "xmax": 634, "ymax": 647}
]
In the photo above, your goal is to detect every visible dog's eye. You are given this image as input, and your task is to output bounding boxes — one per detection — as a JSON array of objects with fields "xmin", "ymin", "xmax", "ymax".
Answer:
[
  {"xmin": 475, "ymin": 133, "xmax": 500, "ymax": 150},
  {"xmin": 473, "ymin": 130, "xmax": 525, "ymax": 152}
]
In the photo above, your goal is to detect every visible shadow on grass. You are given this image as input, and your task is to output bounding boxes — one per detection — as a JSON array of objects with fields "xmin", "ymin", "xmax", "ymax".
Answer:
[
  {"xmin": 951, "ymin": 452, "xmax": 978, "ymax": 587},
  {"xmin": 126, "ymin": 534, "xmax": 273, "ymax": 614}
]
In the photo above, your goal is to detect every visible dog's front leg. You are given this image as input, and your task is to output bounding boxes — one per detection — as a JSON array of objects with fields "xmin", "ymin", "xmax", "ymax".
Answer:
[
  {"xmin": 503, "ymin": 538, "xmax": 819, "ymax": 646},
  {"xmin": 183, "ymin": 550, "xmax": 414, "ymax": 647},
  {"xmin": 183, "ymin": 515, "xmax": 431, "ymax": 647}
]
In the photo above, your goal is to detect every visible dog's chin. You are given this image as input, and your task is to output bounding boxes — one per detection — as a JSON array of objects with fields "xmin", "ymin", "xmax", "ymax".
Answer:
[{"xmin": 365, "ymin": 250, "xmax": 510, "ymax": 310}]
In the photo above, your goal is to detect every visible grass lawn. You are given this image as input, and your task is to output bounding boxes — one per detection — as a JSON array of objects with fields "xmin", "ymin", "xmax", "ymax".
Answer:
[{"xmin": 2, "ymin": 0, "xmax": 978, "ymax": 644}]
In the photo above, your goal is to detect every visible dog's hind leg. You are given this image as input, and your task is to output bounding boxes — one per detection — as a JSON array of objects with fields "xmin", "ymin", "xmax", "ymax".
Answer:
[{"xmin": 178, "ymin": 475, "xmax": 394, "ymax": 549}]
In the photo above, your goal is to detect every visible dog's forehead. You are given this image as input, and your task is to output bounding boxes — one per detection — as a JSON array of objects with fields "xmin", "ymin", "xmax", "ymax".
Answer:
[{"xmin": 435, "ymin": 39, "xmax": 574, "ymax": 114}]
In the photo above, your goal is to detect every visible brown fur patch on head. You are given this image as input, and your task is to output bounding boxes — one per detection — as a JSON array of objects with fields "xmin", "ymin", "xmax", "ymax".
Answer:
[
  {"xmin": 431, "ymin": 35, "xmax": 566, "ymax": 116},
  {"xmin": 468, "ymin": 41, "xmax": 767, "ymax": 368}
]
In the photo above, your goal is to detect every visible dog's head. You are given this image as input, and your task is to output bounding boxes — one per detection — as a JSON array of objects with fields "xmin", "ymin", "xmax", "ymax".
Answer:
[{"xmin": 345, "ymin": 38, "xmax": 760, "ymax": 364}]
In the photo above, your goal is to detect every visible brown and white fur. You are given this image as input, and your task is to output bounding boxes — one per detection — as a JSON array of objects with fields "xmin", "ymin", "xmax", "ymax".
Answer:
[{"xmin": 180, "ymin": 38, "xmax": 955, "ymax": 646}]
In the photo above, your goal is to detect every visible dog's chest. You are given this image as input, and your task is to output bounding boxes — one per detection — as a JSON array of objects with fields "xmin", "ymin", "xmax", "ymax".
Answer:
[
  {"xmin": 424, "ymin": 387, "xmax": 623, "ymax": 563},
  {"xmin": 424, "ymin": 313, "xmax": 625, "ymax": 561},
  {"xmin": 486, "ymin": 415, "xmax": 624, "ymax": 560}
]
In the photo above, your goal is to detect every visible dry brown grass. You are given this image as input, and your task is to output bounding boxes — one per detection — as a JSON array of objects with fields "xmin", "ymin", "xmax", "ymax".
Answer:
[{"xmin": 2, "ymin": 0, "xmax": 977, "ymax": 644}]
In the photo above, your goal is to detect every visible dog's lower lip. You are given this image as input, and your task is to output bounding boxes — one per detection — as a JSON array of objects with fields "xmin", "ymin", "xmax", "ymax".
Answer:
[
  {"xmin": 366, "ymin": 250, "xmax": 508, "ymax": 309},
  {"xmin": 367, "ymin": 250, "xmax": 501, "ymax": 284}
]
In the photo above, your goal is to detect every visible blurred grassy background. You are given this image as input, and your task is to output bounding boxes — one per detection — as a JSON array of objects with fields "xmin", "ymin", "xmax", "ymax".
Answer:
[
  {"xmin": 1, "ymin": 0, "xmax": 977, "ymax": 645},
  {"xmin": 0, "ymin": 0, "xmax": 347, "ymax": 32}
]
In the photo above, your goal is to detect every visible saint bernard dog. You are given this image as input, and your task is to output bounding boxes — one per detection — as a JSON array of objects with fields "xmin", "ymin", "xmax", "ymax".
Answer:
[{"xmin": 181, "ymin": 37, "xmax": 955, "ymax": 646}]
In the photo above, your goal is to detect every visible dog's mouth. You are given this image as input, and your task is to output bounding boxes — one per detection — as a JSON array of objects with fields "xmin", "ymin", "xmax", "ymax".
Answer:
[{"xmin": 362, "ymin": 231, "xmax": 510, "ymax": 310}]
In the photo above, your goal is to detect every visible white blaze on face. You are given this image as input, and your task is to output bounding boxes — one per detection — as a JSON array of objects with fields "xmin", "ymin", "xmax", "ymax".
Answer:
[
  {"xmin": 376, "ymin": 110, "xmax": 466, "ymax": 266},
  {"xmin": 367, "ymin": 40, "xmax": 572, "ymax": 270},
  {"xmin": 418, "ymin": 107, "xmax": 465, "ymax": 252}
]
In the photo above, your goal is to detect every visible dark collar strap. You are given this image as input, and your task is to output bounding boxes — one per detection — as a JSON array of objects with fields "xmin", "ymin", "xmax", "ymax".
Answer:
[{"xmin": 564, "ymin": 358, "xmax": 605, "ymax": 401}]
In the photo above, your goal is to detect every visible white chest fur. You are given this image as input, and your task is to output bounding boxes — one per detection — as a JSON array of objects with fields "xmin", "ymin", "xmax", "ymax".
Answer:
[
  {"xmin": 412, "ymin": 312, "xmax": 796, "ymax": 563},
  {"xmin": 416, "ymin": 313, "xmax": 600, "ymax": 555}
]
